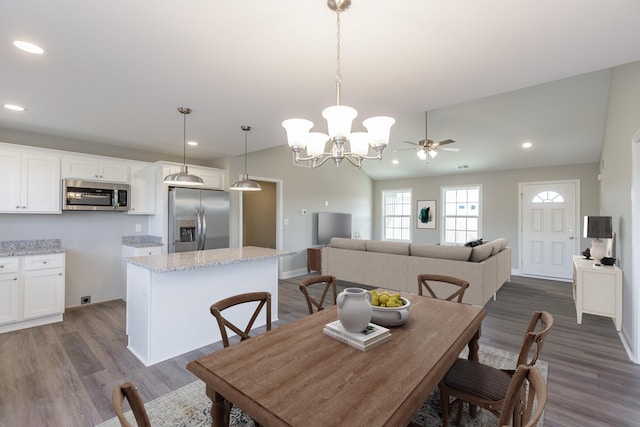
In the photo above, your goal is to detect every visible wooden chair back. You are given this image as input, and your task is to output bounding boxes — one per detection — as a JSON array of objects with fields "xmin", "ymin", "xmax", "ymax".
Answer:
[
  {"xmin": 498, "ymin": 365, "xmax": 548, "ymax": 427},
  {"xmin": 210, "ymin": 291, "xmax": 272, "ymax": 348},
  {"xmin": 299, "ymin": 275, "xmax": 337, "ymax": 314},
  {"xmin": 516, "ymin": 310, "xmax": 554, "ymax": 368},
  {"xmin": 417, "ymin": 274, "xmax": 470, "ymax": 303},
  {"xmin": 112, "ymin": 381, "xmax": 151, "ymax": 427}
]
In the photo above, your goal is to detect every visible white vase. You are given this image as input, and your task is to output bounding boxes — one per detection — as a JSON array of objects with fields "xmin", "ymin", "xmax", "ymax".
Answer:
[{"xmin": 337, "ymin": 287, "xmax": 372, "ymax": 333}]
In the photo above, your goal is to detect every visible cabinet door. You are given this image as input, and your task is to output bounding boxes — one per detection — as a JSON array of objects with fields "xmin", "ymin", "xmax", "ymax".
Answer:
[
  {"xmin": 99, "ymin": 160, "xmax": 129, "ymax": 183},
  {"xmin": 23, "ymin": 268, "xmax": 65, "ymax": 319},
  {"xmin": 62, "ymin": 156, "xmax": 100, "ymax": 180},
  {"xmin": 21, "ymin": 152, "xmax": 61, "ymax": 213},
  {"xmin": 0, "ymin": 150, "xmax": 22, "ymax": 212},
  {"xmin": 581, "ymin": 271, "xmax": 616, "ymax": 315},
  {"xmin": 129, "ymin": 164, "xmax": 156, "ymax": 214},
  {"xmin": 0, "ymin": 273, "xmax": 21, "ymax": 324},
  {"xmin": 190, "ymin": 166, "xmax": 225, "ymax": 189}
]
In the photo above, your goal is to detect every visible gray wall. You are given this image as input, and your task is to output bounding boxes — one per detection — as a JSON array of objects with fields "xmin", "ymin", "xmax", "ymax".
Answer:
[
  {"xmin": 228, "ymin": 144, "xmax": 373, "ymax": 276},
  {"xmin": 0, "ymin": 211, "xmax": 149, "ymax": 308},
  {"xmin": 600, "ymin": 60, "xmax": 640, "ymax": 357},
  {"xmin": 373, "ymin": 163, "xmax": 600, "ymax": 271}
]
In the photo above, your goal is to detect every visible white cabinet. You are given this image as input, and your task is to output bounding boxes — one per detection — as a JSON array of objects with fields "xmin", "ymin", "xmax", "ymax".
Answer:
[
  {"xmin": 22, "ymin": 254, "xmax": 65, "ymax": 319},
  {"xmin": 572, "ymin": 255, "xmax": 622, "ymax": 331},
  {"xmin": 129, "ymin": 163, "xmax": 157, "ymax": 214},
  {"xmin": 0, "ymin": 257, "xmax": 21, "ymax": 324},
  {"xmin": 0, "ymin": 253, "xmax": 65, "ymax": 333},
  {"xmin": 0, "ymin": 149, "xmax": 61, "ymax": 213},
  {"xmin": 62, "ymin": 156, "xmax": 129, "ymax": 183}
]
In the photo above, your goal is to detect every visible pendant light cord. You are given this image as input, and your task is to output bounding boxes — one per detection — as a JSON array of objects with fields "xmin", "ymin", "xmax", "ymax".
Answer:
[
  {"xmin": 183, "ymin": 112, "xmax": 187, "ymax": 165},
  {"xmin": 242, "ymin": 125, "xmax": 251, "ymax": 178},
  {"xmin": 335, "ymin": 9, "xmax": 342, "ymax": 106}
]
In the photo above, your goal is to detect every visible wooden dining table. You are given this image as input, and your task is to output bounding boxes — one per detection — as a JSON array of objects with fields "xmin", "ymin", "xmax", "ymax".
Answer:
[{"xmin": 187, "ymin": 292, "xmax": 486, "ymax": 427}]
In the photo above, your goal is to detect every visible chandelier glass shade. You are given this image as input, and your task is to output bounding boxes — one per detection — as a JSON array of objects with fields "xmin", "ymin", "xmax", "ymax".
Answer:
[
  {"xmin": 164, "ymin": 107, "xmax": 204, "ymax": 186},
  {"xmin": 282, "ymin": 0, "xmax": 395, "ymax": 168},
  {"xmin": 230, "ymin": 125, "xmax": 261, "ymax": 191}
]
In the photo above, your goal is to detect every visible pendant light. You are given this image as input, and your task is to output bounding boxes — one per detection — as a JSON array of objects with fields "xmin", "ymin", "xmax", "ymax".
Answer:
[
  {"xmin": 163, "ymin": 107, "xmax": 204, "ymax": 186},
  {"xmin": 230, "ymin": 125, "xmax": 262, "ymax": 191}
]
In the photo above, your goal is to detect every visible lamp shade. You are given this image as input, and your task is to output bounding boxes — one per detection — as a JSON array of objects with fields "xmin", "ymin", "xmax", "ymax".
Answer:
[
  {"xmin": 348, "ymin": 132, "xmax": 370, "ymax": 156},
  {"xmin": 282, "ymin": 119, "xmax": 313, "ymax": 149},
  {"xmin": 322, "ymin": 105, "xmax": 357, "ymax": 138},
  {"xmin": 305, "ymin": 132, "xmax": 329, "ymax": 156},
  {"xmin": 583, "ymin": 216, "xmax": 613, "ymax": 239},
  {"xmin": 362, "ymin": 116, "xmax": 395, "ymax": 149},
  {"xmin": 416, "ymin": 149, "xmax": 427, "ymax": 160}
]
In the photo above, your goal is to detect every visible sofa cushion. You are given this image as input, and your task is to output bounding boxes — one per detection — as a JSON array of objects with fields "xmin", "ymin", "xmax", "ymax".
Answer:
[
  {"xmin": 330, "ymin": 237, "xmax": 367, "ymax": 251},
  {"xmin": 486, "ymin": 238, "xmax": 507, "ymax": 256},
  {"xmin": 470, "ymin": 244, "xmax": 494, "ymax": 262},
  {"xmin": 366, "ymin": 240, "xmax": 410, "ymax": 256},
  {"xmin": 410, "ymin": 244, "xmax": 472, "ymax": 261}
]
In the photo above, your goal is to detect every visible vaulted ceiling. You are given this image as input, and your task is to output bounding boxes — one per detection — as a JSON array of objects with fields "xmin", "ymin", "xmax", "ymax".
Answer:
[{"xmin": 2, "ymin": 1, "xmax": 639, "ymax": 180}]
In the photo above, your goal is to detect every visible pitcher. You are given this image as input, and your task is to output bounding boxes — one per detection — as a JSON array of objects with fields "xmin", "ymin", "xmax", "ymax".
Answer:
[{"xmin": 337, "ymin": 287, "xmax": 372, "ymax": 333}]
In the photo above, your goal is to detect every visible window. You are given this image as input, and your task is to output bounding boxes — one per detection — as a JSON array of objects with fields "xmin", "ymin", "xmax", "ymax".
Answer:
[
  {"xmin": 442, "ymin": 185, "xmax": 482, "ymax": 244},
  {"xmin": 531, "ymin": 191, "xmax": 564, "ymax": 203},
  {"xmin": 382, "ymin": 189, "xmax": 412, "ymax": 241}
]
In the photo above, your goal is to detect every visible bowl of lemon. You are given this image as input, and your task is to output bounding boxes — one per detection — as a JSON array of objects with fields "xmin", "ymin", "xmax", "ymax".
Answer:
[{"xmin": 369, "ymin": 290, "xmax": 411, "ymax": 327}]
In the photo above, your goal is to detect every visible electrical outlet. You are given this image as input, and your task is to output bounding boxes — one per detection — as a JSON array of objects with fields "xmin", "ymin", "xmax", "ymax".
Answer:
[
  {"xmin": 135, "ymin": 224, "xmax": 142, "ymax": 232},
  {"xmin": 81, "ymin": 296, "xmax": 91, "ymax": 305}
]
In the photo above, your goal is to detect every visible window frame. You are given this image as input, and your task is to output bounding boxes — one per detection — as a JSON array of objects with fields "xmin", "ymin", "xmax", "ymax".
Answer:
[
  {"xmin": 381, "ymin": 188, "xmax": 412, "ymax": 242},
  {"xmin": 441, "ymin": 184, "xmax": 483, "ymax": 245}
]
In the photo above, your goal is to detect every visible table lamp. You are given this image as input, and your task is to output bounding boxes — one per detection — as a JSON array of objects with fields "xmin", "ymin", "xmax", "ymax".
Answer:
[{"xmin": 583, "ymin": 216, "xmax": 613, "ymax": 263}]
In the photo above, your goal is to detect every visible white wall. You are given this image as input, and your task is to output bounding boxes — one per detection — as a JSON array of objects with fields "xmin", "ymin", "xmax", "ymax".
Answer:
[
  {"xmin": 0, "ymin": 212, "xmax": 150, "ymax": 308},
  {"xmin": 228, "ymin": 144, "xmax": 374, "ymax": 277},
  {"xmin": 373, "ymin": 163, "xmax": 600, "ymax": 272},
  {"xmin": 600, "ymin": 60, "xmax": 640, "ymax": 361}
]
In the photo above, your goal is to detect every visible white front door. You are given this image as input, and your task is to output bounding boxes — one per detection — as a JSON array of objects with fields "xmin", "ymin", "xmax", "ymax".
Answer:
[{"xmin": 520, "ymin": 180, "xmax": 579, "ymax": 280}]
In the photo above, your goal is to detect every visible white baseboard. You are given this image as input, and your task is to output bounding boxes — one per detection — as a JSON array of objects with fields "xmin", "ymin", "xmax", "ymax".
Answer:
[{"xmin": 280, "ymin": 268, "xmax": 308, "ymax": 279}]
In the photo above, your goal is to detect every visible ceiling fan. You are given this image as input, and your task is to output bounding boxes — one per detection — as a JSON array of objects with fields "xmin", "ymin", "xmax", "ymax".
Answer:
[{"xmin": 396, "ymin": 111, "xmax": 459, "ymax": 160}]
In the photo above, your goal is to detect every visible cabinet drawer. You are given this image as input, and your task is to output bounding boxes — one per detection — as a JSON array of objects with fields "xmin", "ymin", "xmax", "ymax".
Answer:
[
  {"xmin": 0, "ymin": 257, "xmax": 19, "ymax": 273},
  {"xmin": 134, "ymin": 246, "xmax": 162, "ymax": 256},
  {"xmin": 23, "ymin": 253, "xmax": 64, "ymax": 270}
]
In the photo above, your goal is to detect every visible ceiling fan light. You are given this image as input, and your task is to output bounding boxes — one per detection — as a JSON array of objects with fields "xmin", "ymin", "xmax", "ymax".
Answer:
[
  {"xmin": 282, "ymin": 119, "xmax": 313, "ymax": 149},
  {"xmin": 363, "ymin": 116, "xmax": 395, "ymax": 149},
  {"xmin": 322, "ymin": 105, "xmax": 357, "ymax": 138},
  {"xmin": 428, "ymin": 149, "xmax": 438, "ymax": 158},
  {"xmin": 348, "ymin": 132, "xmax": 370, "ymax": 156},
  {"xmin": 416, "ymin": 149, "xmax": 427, "ymax": 160},
  {"xmin": 306, "ymin": 132, "xmax": 330, "ymax": 156}
]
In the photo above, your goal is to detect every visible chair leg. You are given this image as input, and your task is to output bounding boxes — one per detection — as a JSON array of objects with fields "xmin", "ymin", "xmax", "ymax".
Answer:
[
  {"xmin": 440, "ymin": 389, "xmax": 450, "ymax": 427},
  {"xmin": 454, "ymin": 401, "xmax": 463, "ymax": 426}
]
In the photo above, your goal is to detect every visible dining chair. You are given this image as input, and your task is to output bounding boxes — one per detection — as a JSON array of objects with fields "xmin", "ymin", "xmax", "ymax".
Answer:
[
  {"xmin": 299, "ymin": 275, "xmax": 337, "ymax": 314},
  {"xmin": 210, "ymin": 291, "xmax": 271, "ymax": 426},
  {"xmin": 497, "ymin": 364, "xmax": 548, "ymax": 427},
  {"xmin": 417, "ymin": 274, "xmax": 470, "ymax": 303},
  {"xmin": 112, "ymin": 381, "xmax": 151, "ymax": 427},
  {"xmin": 439, "ymin": 310, "xmax": 553, "ymax": 427}
]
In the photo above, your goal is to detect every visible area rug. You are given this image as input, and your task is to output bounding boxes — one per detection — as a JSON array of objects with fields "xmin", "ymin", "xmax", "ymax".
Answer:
[{"xmin": 96, "ymin": 346, "xmax": 547, "ymax": 427}]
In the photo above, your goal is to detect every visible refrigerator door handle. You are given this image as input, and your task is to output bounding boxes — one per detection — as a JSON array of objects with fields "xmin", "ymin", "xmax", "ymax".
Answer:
[
  {"xmin": 195, "ymin": 208, "xmax": 202, "ymax": 250},
  {"xmin": 200, "ymin": 209, "xmax": 207, "ymax": 250}
]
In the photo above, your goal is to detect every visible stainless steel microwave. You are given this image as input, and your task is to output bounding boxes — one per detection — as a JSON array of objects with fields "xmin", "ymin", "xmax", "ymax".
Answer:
[{"xmin": 62, "ymin": 179, "xmax": 130, "ymax": 211}]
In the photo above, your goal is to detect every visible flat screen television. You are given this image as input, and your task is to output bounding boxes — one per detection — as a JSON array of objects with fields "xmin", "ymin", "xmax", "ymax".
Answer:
[{"xmin": 317, "ymin": 212, "xmax": 352, "ymax": 246}]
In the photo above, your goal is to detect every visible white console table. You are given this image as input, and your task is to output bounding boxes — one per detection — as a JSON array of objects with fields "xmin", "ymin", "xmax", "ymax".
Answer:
[{"xmin": 572, "ymin": 255, "xmax": 622, "ymax": 331}]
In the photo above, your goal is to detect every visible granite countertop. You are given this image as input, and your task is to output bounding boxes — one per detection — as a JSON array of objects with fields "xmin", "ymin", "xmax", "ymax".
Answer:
[
  {"xmin": 0, "ymin": 239, "xmax": 64, "ymax": 257},
  {"xmin": 126, "ymin": 246, "xmax": 295, "ymax": 273},
  {"xmin": 122, "ymin": 235, "xmax": 164, "ymax": 248}
]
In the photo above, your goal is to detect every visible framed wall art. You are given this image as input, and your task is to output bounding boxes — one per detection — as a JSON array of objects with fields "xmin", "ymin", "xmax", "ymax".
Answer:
[{"xmin": 417, "ymin": 200, "xmax": 436, "ymax": 229}]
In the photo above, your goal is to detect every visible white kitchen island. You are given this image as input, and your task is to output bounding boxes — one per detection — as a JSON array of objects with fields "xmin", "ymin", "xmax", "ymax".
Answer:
[{"xmin": 125, "ymin": 246, "xmax": 294, "ymax": 366}]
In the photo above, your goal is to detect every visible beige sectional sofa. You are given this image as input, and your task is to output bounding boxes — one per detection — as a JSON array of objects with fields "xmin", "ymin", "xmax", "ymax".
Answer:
[{"xmin": 321, "ymin": 238, "xmax": 511, "ymax": 306}]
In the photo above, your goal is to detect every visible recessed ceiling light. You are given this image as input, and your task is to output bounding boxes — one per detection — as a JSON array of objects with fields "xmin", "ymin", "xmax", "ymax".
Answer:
[
  {"xmin": 13, "ymin": 40, "xmax": 44, "ymax": 54},
  {"xmin": 187, "ymin": 141, "xmax": 198, "ymax": 146},
  {"xmin": 3, "ymin": 104, "xmax": 25, "ymax": 111},
  {"xmin": 522, "ymin": 141, "xmax": 533, "ymax": 149},
  {"xmin": 392, "ymin": 159, "xmax": 399, "ymax": 165}
]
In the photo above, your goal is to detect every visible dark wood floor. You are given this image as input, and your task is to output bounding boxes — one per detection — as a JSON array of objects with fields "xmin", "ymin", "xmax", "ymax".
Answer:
[{"xmin": 1, "ymin": 275, "xmax": 639, "ymax": 426}]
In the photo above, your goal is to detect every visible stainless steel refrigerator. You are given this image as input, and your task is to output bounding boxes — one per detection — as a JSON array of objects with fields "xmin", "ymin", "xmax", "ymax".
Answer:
[{"xmin": 168, "ymin": 187, "xmax": 230, "ymax": 253}]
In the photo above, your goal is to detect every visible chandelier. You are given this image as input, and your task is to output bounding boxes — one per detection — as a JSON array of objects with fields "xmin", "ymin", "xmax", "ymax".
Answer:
[{"xmin": 282, "ymin": 0, "xmax": 395, "ymax": 168}]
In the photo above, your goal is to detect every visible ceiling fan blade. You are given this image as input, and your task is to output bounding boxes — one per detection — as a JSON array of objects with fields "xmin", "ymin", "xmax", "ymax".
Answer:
[
  {"xmin": 438, "ymin": 139, "xmax": 456, "ymax": 145},
  {"xmin": 393, "ymin": 147, "xmax": 419, "ymax": 152},
  {"xmin": 402, "ymin": 140, "xmax": 420, "ymax": 146},
  {"xmin": 440, "ymin": 147, "xmax": 460, "ymax": 152}
]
